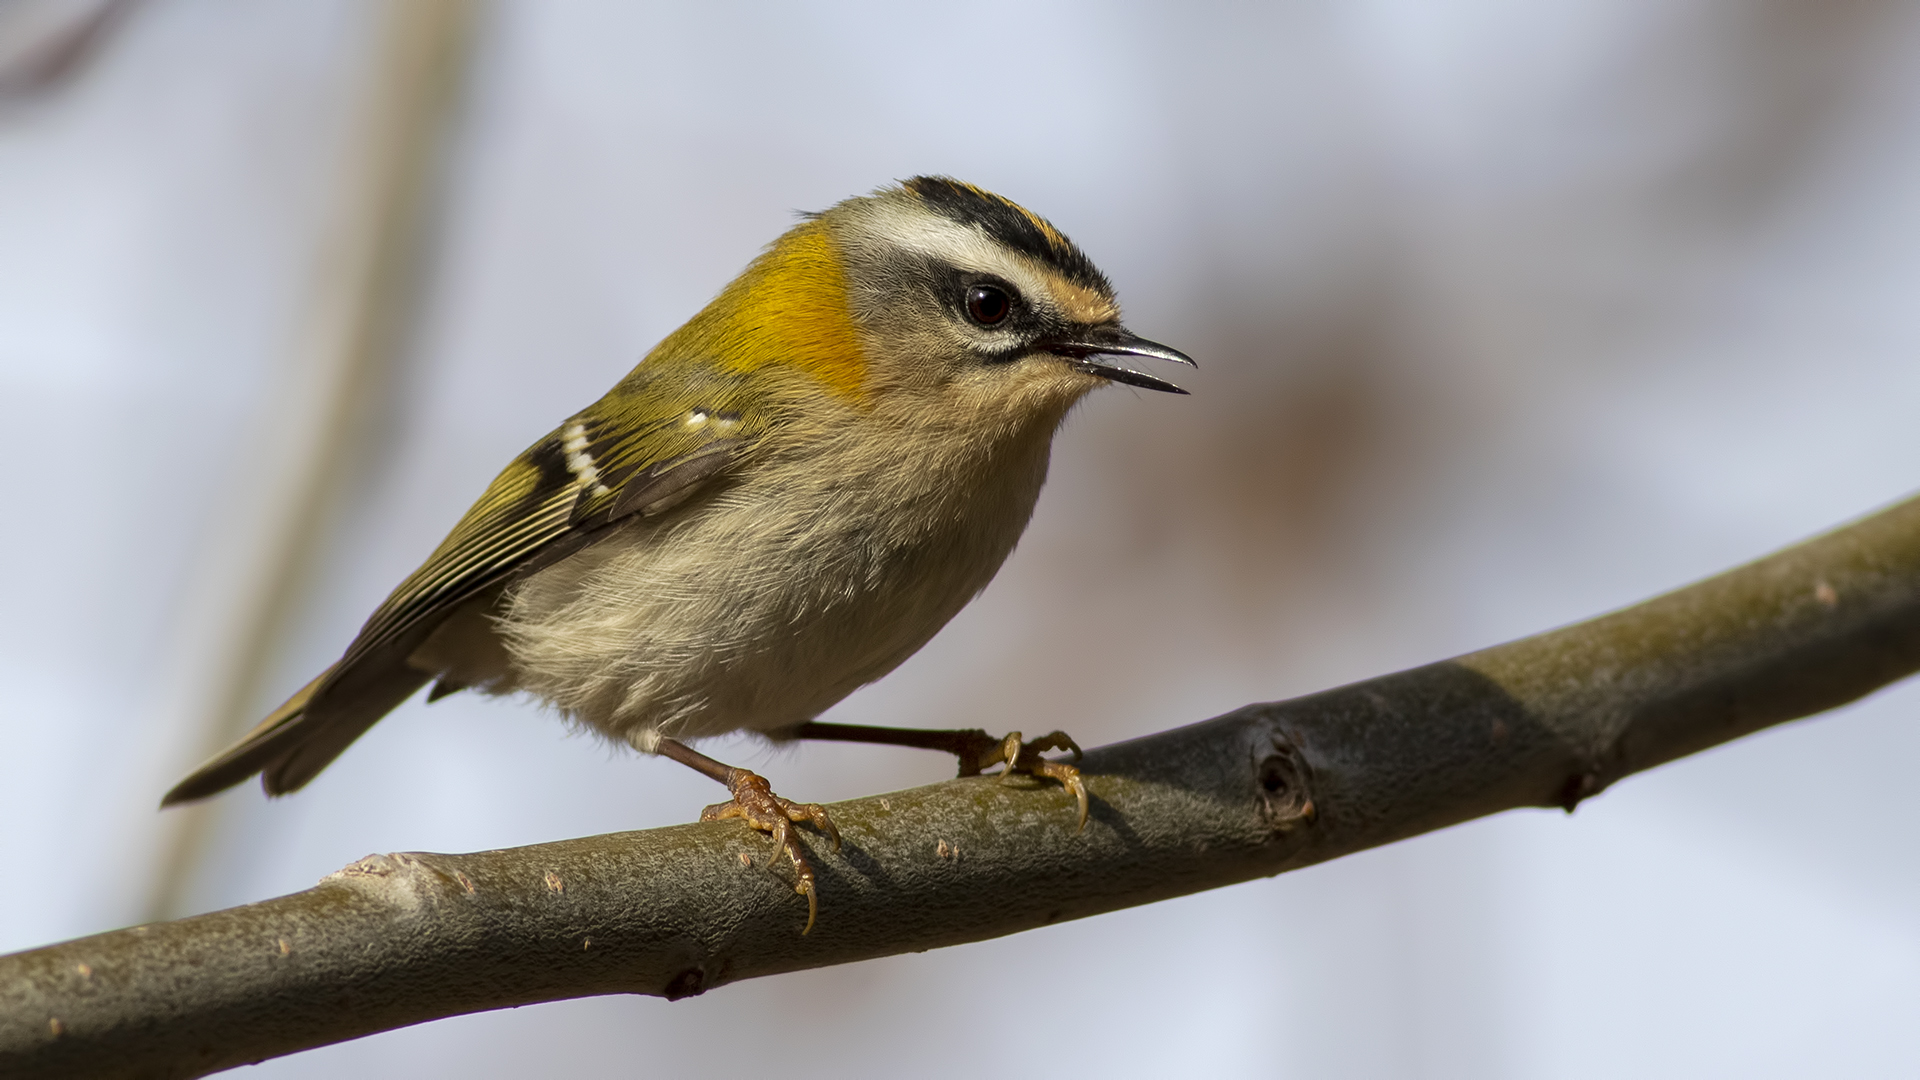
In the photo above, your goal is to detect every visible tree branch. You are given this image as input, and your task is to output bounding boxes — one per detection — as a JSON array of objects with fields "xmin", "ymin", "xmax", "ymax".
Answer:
[{"xmin": 6, "ymin": 494, "xmax": 1920, "ymax": 1079}]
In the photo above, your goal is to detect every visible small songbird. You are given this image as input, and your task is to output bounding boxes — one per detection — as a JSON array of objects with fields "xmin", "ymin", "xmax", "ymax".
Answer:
[{"xmin": 164, "ymin": 177, "xmax": 1194, "ymax": 930}]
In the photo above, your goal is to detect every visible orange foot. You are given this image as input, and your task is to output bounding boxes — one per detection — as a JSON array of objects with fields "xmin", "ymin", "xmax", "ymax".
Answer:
[
  {"xmin": 701, "ymin": 768, "xmax": 841, "ymax": 933},
  {"xmin": 950, "ymin": 729, "xmax": 1088, "ymax": 832}
]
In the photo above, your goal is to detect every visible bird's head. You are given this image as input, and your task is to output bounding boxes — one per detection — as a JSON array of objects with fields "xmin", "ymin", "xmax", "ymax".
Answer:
[
  {"xmin": 658, "ymin": 177, "xmax": 1192, "ymax": 431},
  {"xmin": 830, "ymin": 177, "xmax": 1194, "ymax": 408}
]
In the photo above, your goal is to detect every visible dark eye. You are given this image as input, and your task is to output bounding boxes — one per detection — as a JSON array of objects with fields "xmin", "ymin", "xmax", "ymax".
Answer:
[{"xmin": 965, "ymin": 284, "xmax": 1011, "ymax": 326}]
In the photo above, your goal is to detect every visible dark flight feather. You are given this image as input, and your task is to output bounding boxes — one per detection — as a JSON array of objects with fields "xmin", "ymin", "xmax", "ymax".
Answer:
[{"xmin": 162, "ymin": 396, "xmax": 753, "ymax": 806}]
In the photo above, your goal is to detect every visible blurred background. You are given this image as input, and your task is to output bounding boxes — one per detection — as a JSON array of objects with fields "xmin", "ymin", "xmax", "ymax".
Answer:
[{"xmin": 5, "ymin": 1, "xmax": 1920, "ymax": 1076}]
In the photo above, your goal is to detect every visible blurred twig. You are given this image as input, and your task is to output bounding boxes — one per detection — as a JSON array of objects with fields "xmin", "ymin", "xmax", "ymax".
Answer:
[
  {"xmin": 143, "ymin": 0, "xmax": 480, "ymax": 923},
  {"xmin": 0, "ymin": 0, "xmax": 136, "ymax": 100},
  {"xmin": 5, "ymin": 492, "xmax": 1919, "ymax": 1078}
]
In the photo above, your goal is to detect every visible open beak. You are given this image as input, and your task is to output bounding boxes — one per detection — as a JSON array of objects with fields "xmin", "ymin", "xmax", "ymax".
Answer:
[{"xmin": 1038, "ymin": 325, "xmax": 1197, "ymax": 395}]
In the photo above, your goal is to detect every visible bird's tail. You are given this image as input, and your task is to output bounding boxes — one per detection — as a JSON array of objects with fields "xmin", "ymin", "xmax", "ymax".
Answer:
[{"xmin": 160, "ymin": 660, "xmax": 427, "ymax": 806}]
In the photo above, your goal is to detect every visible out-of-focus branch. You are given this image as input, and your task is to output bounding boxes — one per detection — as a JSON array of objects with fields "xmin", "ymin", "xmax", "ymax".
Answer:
[
  {"xmin": 5, "ymin": 493, "xmax": 1919, "ymax": 1079},
  {"xmin": 144, "ymin": 0, "xmax": 480, "ymax": 924},
  {"xmin": 0, "ymin": 0, "xmax": 137, "ymax": 100}
]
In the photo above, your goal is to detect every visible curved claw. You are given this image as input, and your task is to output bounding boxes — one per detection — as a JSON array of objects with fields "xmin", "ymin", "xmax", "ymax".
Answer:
[
  {"xmin": 797, "ymin": 878, "xmax": 818, "ymax": 935},
  {"xmin": 702, "ymin": 767, "xmax": 837, "ymax": 933},
  {"xmin": 995, "ymin": 731, "xmax": 1025, "ymax": 786},
  {"xmin": 1068, "ymin": 771, "xmax": 1089, "ymax": 833},
  {"xmin": 765, "ymin": 816, "xmax": 822, "ymax": 935},
  {"xmin": 817, "ymin": 809, "xmax": 842, "ymax": 852},
  {"xmin": 1031, "ymin": 758, "xmax": 1089, "ymax": 832},
  {"xmin": 968, "ymin": 730, "xmax": 1092, "ymax": 831}
]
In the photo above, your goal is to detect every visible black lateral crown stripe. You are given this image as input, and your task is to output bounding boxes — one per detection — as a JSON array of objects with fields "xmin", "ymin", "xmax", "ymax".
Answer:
[{"xmin": 904, "ymin": 176, "xmax": 1111, "ymax": 293}]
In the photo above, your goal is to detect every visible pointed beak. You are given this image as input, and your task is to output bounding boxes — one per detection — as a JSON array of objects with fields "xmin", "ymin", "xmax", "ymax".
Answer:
[{"xmin": 1037, "ymin": 325, "xmax": 1197, "ymax": 395}]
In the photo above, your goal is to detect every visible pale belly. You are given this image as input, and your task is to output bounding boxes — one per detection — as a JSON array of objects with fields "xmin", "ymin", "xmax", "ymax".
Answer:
[{"xmin": 492, "ymin": 427, "xmax": 1054, "ymax": 751}]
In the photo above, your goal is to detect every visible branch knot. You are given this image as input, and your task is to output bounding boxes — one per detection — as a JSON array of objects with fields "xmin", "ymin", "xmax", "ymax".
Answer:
[{"xmin": 1254, "ymin": 731, "xmax": 1315, "ymax": 832}]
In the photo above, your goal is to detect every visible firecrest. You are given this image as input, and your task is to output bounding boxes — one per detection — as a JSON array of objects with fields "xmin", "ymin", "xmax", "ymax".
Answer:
[{"xmin": 164, "ymin": 176, "xmax": 1195, "ymax": 931}]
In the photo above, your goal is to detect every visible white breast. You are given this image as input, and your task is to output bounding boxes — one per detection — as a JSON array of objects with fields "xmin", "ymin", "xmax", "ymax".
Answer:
[{"xmin": 495, "ymin": 413, "xmax": 1059, "ymax": 752}]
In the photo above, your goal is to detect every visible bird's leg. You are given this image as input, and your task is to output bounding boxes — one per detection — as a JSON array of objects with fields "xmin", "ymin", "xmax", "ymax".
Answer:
[
  {"xmin": 790, "ymin": 722, "xmax": 1088, "ymax": 831},
  {"xmin": 655, "ymin": 737, "xmax": 840, "ymax": 934}
]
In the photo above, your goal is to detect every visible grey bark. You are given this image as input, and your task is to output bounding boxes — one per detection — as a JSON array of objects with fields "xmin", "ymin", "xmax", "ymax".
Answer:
[{"xmin": 5, "ymin": 494, "xmax": 1920, "ymax": 1079}]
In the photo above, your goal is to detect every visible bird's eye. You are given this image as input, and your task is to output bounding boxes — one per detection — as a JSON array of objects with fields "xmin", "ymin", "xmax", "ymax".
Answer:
[{"xmin": 965, "ymin": 284, "xmax": 1012, "ymax": 326}]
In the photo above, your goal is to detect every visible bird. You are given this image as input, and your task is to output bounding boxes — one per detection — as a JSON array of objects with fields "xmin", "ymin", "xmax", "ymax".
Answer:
[{"xmin": 163, "ymin": 176, "xmax": 1194, "ymax": 932}]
